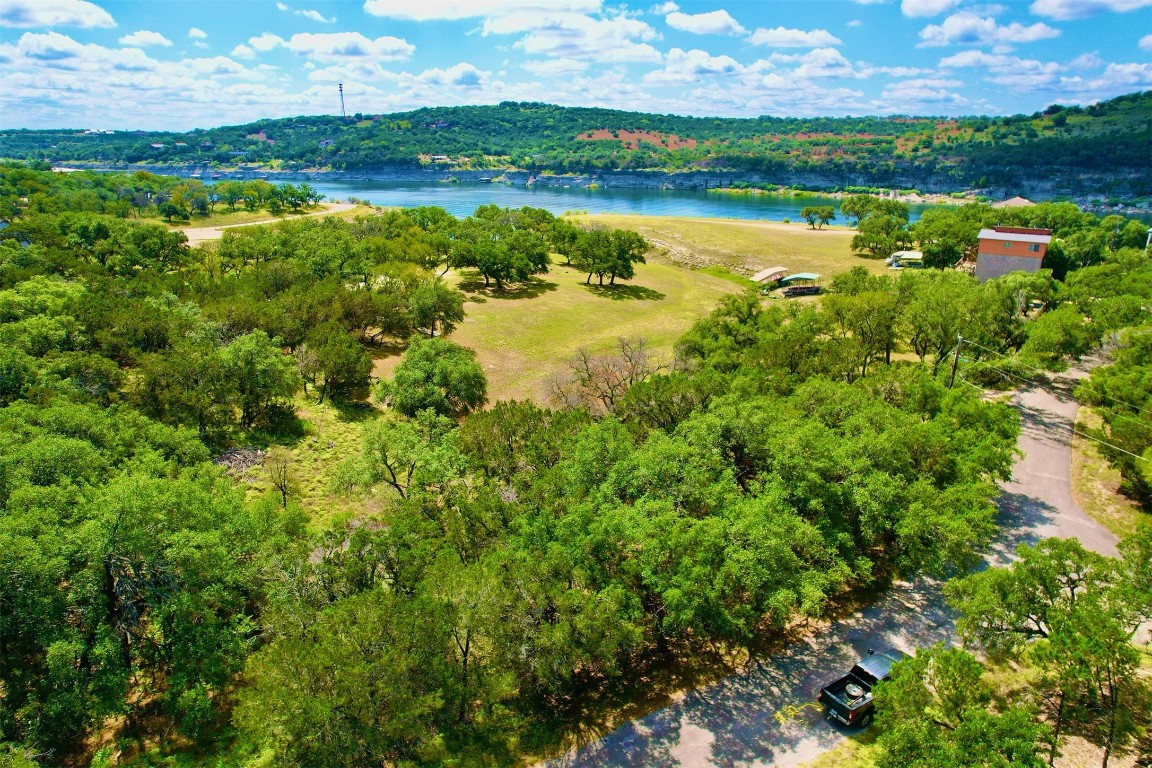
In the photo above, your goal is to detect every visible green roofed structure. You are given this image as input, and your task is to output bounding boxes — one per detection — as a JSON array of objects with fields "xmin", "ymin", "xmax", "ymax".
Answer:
[{"xmin": 780, "ymin": 273, "xmax": 822, "ymax": 297}]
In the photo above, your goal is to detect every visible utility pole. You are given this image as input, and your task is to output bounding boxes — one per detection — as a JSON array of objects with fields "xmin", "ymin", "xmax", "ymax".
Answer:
[
  {"xmin": 338, "ymin": 83, "xmax": 345, "ymax": 118},
  {"xmin": 948, "ymin": 334, "xmax": 963, "ymax": 388}
]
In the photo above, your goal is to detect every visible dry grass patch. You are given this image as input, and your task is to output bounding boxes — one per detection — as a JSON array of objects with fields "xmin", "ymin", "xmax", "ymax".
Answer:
[
  {"xmin": 571, "ymin": 213, "xmax": 871, "ymax": 279},
  {"xmin": 1071, "ymin": 407, "xmax": 1146, "ymax": 539}
]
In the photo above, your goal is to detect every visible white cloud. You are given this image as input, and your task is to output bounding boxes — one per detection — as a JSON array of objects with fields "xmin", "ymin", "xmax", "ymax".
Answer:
[
  {"xmin": 363, "ymin": 0, "xmax": 601, "ymax": 20},
  {"xmin": 901, "ymin": 0, "xmax": 963, "ymax": 16},
  {"xmin": 249, "ymin": 33, "xmax": 286, "ymax": 52},
  {"xmin": 118, "ymin": 30, "xmax": 172, "ymax": 47},
  {"xmin": 665, "ymin": 10, "xmax": 745, "ymax": 35},
  {"xmin": 792, "ymin": 47, "xmax": 861, "ymax": 78},
  {"xmin": 231, "ymin": 44, "xmax": 255, "ymax": 59},
  {"xmin": 882, "ymin": 77, "xmax": 967, "ymax": 103},
  {"xmin": 188, "ymin": 27, "xmax": 207, "ymax": 40},
  {"xmin": 287, "ymin": 32, "xmax": 414, "ymax": 62},
  {"xmin": 1, "ymin": 30, "xmax": 153, "ymax": 71},
  {"xmin": 1029, "ymin": 0, "xmax": 1152, "ymax": 19},
  {"xmin": 277, "ymin": 3, "xmax": 336, "ymax": 23},
  {"xmin": 1141, "ymin": 33, "xmax": 1152, "ymax": 50},
  {"xmin": 938, "ymin": 49, "xmax": 1065, "ymax": 87},
  {"xmin": 650, "ymin": 1, "xmax": 678, "ymax": 12},
  {"xmin": 186, "ymin": 56, "xmax": 248, "ymax": 76},
  {"xmin": 298, "ymin": 9, "xmax": 336, "ymax": 23},
  {"xmin": 848, "ymin": 19, "xmax": 864, "ymax": 26},
  {"xmin": 416, "ymin": 62, "xmax": 487, "ymax": 86},
  {"xmin": 918, "ymin": 12, "xmax": 1060, "ymax": 47},
  {"xmin": 487, "ymin": 13, "xmax": 662, "ymax": 62},
  {"xmin": 522, "ymin": 57, "xmax": 588, "ymax": 75},
  {"xmin": 642, "ymin": 46, "xmax": 743, "ymax": 84},
  {"xmin": 0, "ymin": 0, "xmax": 115, "ymax": 29},
  {"xmin": 748, "ymin": 27, "xmax": 842, "ymax": 47},
  {"xmin": 1067, "ymin": 51, "xmax": 1103, "ymax": 68}
]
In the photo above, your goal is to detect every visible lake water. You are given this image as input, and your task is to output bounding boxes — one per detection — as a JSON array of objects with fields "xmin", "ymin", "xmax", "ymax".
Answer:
[{"xmin": 303, "ymin": 179, "xmax": 941, "ymax": 223}]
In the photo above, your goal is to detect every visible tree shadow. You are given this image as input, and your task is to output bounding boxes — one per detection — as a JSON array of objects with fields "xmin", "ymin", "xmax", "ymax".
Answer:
[
  {"xmin": 330, "ymin": 398, "xmax": 381, "ymax": 423},
  {"xmin": 581, "ymin": 283, "xmax": 667, "ymax": 301},
  {"xmin": 456, "ymin": 272, "xmax": 559, "ymax": 300}
]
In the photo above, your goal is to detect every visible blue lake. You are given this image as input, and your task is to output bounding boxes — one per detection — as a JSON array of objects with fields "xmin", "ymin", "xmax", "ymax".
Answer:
[{"xmin": 303, "ymin": 179, "xmax": 943, "ymax": 223}]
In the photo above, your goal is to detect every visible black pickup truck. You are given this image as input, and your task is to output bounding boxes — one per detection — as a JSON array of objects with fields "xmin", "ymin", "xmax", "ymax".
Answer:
[{"xmin": 818, "ymin": 649, "xmax": 907, "ymax": 728}]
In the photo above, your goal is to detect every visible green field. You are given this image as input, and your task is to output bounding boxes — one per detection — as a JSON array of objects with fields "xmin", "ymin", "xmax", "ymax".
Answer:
[{"xmin": 389, "ymin": 261, "xmax": 739, "ymax": 403}]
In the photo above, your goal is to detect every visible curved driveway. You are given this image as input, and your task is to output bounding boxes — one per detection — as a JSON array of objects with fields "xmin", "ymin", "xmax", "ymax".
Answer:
[{"xmin": 546, "ymin": 366, "xmax": 1119, "ymax": 768}]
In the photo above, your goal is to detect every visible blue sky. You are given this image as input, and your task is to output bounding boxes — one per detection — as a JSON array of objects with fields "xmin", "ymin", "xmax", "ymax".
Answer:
[{"xmin": 1, "ymin": 0, "xmax": 1149, "ymax": 130}]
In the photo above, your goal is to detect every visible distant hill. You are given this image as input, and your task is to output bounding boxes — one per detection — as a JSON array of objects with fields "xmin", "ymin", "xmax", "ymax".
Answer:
[{"xmin": 2, "ymin": 91, "xmax": 1149, "ymax": 196}]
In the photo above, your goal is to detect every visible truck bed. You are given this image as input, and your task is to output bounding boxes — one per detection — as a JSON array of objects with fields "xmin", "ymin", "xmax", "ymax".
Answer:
[{"xmin": 820, "ymin": 673, "xmax": 874, "ymax": 711}]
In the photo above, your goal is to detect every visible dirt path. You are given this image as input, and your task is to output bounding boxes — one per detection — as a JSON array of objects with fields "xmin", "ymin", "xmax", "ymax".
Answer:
[
  {"xmin": 179, "ymin": 202, "xmax": 357, "ymax": 245},
  {"xmin": 546, "ymin": 365, "xmax": 1119, "ymax": 768}
]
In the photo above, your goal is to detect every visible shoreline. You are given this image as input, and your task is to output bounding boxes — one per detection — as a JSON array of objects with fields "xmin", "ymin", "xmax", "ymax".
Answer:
[{"xmin": 45, "ymin": 161, "xmax": 1152, "ymax": 218}]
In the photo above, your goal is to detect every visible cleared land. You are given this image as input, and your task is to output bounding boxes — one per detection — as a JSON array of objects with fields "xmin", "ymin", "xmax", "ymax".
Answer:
[
  {"xmin": 373, "ymin": 261, "xmax": 741, "ymax": 404},
  {"xmin": 178, "ymin": 202, "xmax": 360, "ymax": 244},
  {"xmin": 572, "ymin": 214, "xmax": 867, "ymax": 278},
  {"xmin": 371, "ymin": 215, "xmax": 862, "ymax": 404}
]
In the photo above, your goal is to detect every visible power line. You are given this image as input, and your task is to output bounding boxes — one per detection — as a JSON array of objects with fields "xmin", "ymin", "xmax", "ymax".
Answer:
[
  {"xmin": 961, "ymin": 336, "xmax": 1152, "ymax": 419},
  {"xmin": 956, "ymin": 361, "xmax": 1149, "ymax": 461}
]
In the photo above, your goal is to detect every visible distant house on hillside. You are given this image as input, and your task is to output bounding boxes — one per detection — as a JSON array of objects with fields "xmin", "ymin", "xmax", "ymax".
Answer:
[
  {"xmin": 992, "ymin": 196, "xmax": 1036, "ymax": 209},
  {"xmin": 974, "ymin": 226, "xmax": 1052, "ymax": 281}
]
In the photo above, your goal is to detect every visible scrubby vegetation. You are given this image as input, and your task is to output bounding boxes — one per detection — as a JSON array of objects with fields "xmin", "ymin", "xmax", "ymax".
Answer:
[{"xmin": 3, "ymin": 92, "xmax": 1150, "ymax": 196}]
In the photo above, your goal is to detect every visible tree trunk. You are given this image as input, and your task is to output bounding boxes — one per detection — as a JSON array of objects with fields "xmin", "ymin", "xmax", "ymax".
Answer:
[{"xmin": 1048, "ymin": 690, "xmax": 1065, "ymax": 766}]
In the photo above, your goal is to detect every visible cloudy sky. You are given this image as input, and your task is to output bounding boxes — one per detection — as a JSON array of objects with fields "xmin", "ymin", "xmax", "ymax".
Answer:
[{"xmin": 1, "ymin": 0, "xmax": 1150, "ymax": 131}]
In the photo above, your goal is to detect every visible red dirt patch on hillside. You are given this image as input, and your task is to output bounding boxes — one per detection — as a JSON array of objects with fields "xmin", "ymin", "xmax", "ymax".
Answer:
[{"xmin": 577, "ymin": 129, "xmax": 698, "ymax": 149}]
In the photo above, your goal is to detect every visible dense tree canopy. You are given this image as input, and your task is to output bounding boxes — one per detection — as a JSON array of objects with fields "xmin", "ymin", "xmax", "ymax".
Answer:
[{"xmin": 1, "ymin": 160, "xmax": 1149, "ymax": 767}]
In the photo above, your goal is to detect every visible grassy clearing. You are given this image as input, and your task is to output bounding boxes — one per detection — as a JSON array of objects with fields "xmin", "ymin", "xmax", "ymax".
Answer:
[
  {"xmin": 178, "ymin": 203, "xmax": 369, "ymax": 245},
  {"xmin": 168, "ymin": 205, "xmax": 324, "ymax": 230},
  {"xmin": 423, "ymin": 261, "xmax": 740, "ymax": 403},
  {"xmin": 572, "ymin": 214, "xmax": 871, "ymax": 279},
  {"xmin": 231, "ymin": 394, "xmax": 385, "ymax": 526},
  {"xmin": 1071, "ymin": 407, "xmax": 1147, "ymax": 539}
]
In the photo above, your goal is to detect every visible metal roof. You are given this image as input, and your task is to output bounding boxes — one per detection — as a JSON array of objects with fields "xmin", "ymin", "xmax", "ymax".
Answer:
[
  {"xmin": 751, "ymin": 266, "xmax": 788, "ymax": 282},
  {"xmin": 780, "ymin": 272, "xmax": 822, "ymax": 283},
  {"xmin": 856, "ymin": 650, "xmax": 908, "ymax": 681},
  {"xmin": 978, "ymin": 228, "xmax": 1052, "ymax": 244}
]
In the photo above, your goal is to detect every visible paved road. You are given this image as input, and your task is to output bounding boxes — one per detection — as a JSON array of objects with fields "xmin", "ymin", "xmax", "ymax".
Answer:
[{"xmin": 547, "ymin": 367, "xmax": 1119, "ymax": 768}]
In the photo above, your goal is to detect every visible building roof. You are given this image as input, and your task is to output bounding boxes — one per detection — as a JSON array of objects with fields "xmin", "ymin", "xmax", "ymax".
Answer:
[
  {"xmin": 781, "ymin": 272, "xmax": 822, "ymax": 283},
  {"xmin": 978, "ymin": 228, "xmax": 1052, "ymax": 245},
  {"xmin": 891, "ymin": 250, "xmax": 923, "ymax": 261},
  {"xmin": 991, "ymin": 196, "xmax": 1036, "ymax": 208},
  {"xmin": 751, "ymin": 266, "xmax": 788, "ymax": 283}
]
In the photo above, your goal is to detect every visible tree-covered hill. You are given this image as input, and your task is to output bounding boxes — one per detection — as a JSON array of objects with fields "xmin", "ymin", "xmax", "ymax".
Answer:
[{"xmin": 1, "ymin": 91, "xmax": 1149, "ymax": 195}]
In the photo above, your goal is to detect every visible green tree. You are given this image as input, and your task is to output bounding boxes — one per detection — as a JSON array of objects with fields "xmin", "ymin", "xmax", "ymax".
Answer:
[
  {"xmin": 220, "ymin": 330, "xmax": 300, "ymax": 428},
  {"xmin": 800, "ymin": 205, "xmax": 835, "ymax": 229},
  {"xmin": 407, "ymin": 276, "xmax": 464, "ymax": 338},
  {"xmin": 234, "ymin": 590, "xmax": 453, "ymax": 767},
  {"xmin": 306, "ymin": 325, "xmax": 372, "ymax": 404},
  {"xmin": 384, "ymin": 337, "xmax": 487, "ymax": 419}
]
